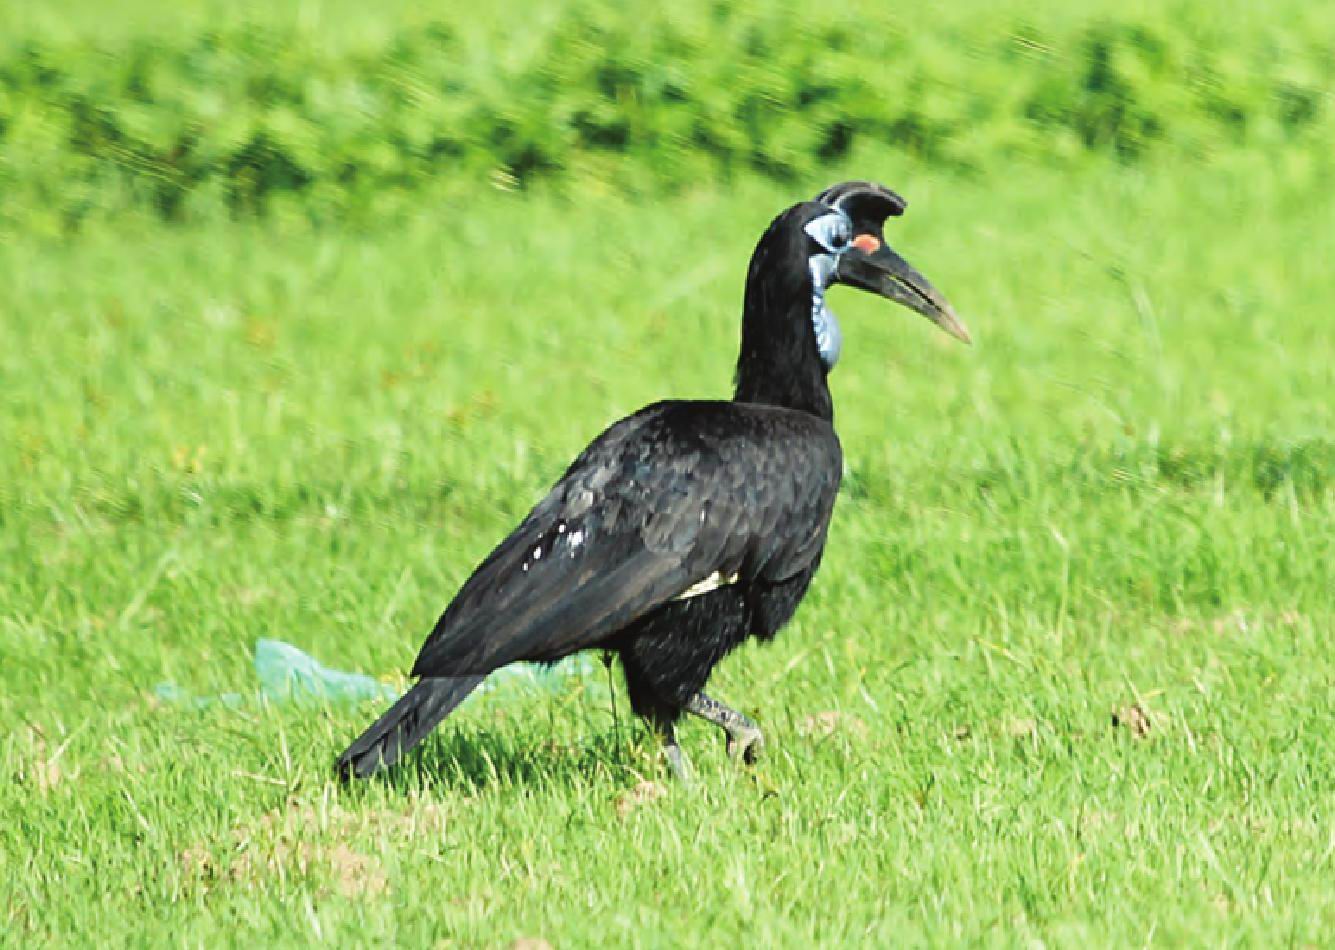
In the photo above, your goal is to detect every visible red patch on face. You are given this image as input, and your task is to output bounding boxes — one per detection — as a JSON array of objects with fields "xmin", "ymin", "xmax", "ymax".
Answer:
[{"xmin": 852, "ymin": 233, "xmax": 882, "ymax": 253}]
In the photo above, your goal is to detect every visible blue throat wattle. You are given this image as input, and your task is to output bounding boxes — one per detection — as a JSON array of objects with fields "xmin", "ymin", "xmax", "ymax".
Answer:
[{"xmin": 809, "ymin": 255, "xmax": 842, "ymax": 371}]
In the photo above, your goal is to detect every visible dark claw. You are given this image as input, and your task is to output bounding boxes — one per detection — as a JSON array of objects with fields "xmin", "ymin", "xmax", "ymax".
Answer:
[{"xmin": 726, "ymin": 726, "xmax": 764, "ymax": 765}]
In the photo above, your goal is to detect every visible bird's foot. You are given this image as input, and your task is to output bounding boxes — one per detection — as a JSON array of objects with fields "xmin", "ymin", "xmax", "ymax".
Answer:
[
  {"xmin": 725, "ymin": 724, "xmax": 764, "ymax": 765},
  {"xmin": 684, "ymin": 692, "xmax": 764, "ymax": 768},
  {"xmin": 663, "ymin": 741, "xmax": 692, "ymax": 785},
  {"xmin": 652, "ymin": 716, "xmax": 692, "ymax": 785}
]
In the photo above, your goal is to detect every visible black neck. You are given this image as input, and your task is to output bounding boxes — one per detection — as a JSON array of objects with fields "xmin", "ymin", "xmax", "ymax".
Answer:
[{"xmin": 732, "ymin": 211, "xmax": 834, "ymax": 421}]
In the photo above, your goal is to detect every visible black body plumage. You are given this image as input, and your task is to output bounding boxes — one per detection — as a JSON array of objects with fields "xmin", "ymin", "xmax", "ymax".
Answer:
[{"xmin": 337, "ymin": 183, "xmax": 966, "ymax": 780}]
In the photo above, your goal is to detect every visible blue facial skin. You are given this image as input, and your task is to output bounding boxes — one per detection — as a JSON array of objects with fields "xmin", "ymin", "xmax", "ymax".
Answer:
[{"xmin": 803, "ymin": 211, "xmax": 852, "ymax": 371}]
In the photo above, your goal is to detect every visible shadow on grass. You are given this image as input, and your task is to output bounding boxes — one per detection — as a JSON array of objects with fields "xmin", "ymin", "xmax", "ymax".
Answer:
[{"xmin": 341, "ymin": 724, "xmax": 655, "ymax": 796}]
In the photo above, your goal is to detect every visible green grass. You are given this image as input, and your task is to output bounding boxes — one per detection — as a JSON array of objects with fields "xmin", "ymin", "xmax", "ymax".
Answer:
[
  {"xmin": 3, "ymin": 154, "xmax": 1333, "ymax": 945},
  {"xmin": 9, "ymin": 0, "xmax": 1335, "ymax": 236},
  {"xmin": 5, "ymin": 0, "xmax": 1324, "ymax": 45}
]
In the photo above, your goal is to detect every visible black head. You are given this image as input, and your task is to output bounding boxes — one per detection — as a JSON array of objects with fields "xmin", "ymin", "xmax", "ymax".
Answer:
[{"xmin": 735, "ymin": 181, "xmax": 969, "ymax": 420}]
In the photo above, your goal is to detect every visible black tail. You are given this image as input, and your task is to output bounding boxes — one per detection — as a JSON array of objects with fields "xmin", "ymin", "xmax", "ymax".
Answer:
[{"xmin": 336, "ymin": 675, "xmax": 486, "ymax": 780}]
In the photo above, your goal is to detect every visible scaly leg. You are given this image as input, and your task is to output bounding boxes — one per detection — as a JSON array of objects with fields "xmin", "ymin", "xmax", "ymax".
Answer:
[
  {"xmin": 649, "ymin": 712, "xmax": 691, "ymax": 784},
  {"xmin": 684, "ymin": 692, "xmax": 764, "ymax": 764}
]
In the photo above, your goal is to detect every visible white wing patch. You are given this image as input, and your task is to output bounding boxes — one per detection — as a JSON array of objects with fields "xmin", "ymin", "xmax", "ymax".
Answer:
[{"xmin": 674, "ymin": 570, "xmax": 740, "ymax": 602}]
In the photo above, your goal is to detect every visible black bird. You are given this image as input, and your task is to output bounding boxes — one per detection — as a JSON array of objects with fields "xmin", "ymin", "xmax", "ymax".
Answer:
[{"xmin": 337, "ymin": 181, "xmax": 969, "ymax": 781}]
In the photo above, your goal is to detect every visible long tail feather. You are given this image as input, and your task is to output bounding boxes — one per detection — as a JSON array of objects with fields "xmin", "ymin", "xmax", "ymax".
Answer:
[{"xmin": 335, "ymin": 675, "xmax": 485, "ymax": 779}]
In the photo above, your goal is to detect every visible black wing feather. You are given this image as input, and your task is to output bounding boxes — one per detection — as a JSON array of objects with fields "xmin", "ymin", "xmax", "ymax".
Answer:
[{"xmin": 411, "ymin": 400, "xmax": 841, "ymax": 677}]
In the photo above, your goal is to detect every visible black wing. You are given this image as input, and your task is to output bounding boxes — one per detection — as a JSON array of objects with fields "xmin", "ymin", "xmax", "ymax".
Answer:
[{"xmin": 411, "ymin": 400, "xmax": 842, "ymax": 677}]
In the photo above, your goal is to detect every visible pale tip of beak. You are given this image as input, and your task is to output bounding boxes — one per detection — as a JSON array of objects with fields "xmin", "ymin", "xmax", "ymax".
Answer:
[{"xmin": 938, "ymin": 309, "xmax": 973, "ymax": 345}]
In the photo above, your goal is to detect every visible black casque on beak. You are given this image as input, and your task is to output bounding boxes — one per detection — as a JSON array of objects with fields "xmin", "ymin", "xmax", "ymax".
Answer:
[{"xmin": 815, "ymin": 181, "xmax": 972, "ymax": 344}]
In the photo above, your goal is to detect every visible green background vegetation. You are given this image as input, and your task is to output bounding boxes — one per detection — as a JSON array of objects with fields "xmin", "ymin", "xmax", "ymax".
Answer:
[
  {"xmin": 2, "ymin": 0, "xmax": 1332, "ymax": 945},
  {"xmin": 5, "ymin": 0, "xmax": 1335, "ymax": 230}
]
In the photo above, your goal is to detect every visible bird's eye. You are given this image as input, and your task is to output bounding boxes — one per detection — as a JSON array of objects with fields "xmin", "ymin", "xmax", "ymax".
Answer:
[{"xmin": 804, "ymin": 213, "xmax": 853, "ymax": 252}]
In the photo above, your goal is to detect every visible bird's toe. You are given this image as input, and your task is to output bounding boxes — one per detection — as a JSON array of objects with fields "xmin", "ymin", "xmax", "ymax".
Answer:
[{"xmin": 726, "ymin": 726, "xmax": 764, "ymax": 765}]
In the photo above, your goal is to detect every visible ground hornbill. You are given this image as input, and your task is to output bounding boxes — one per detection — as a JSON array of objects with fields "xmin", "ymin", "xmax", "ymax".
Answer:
[{"xmin": 337, "ymin": 181, "xmax": 970, "ymax": 781}]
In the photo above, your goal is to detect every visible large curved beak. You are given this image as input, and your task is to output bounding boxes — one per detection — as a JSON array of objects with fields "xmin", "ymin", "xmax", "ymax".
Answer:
[{"xmin": 836, "ymin": 240, "xmax": 971, "ymax": 344}]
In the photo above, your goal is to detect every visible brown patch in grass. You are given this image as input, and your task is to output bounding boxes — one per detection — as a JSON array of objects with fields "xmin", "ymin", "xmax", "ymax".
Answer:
[
  {"xmin": 327, "ymin": 844, "xmax": 388, "ymax": 898},
  {"xmin": 510, "ymin": 940, "xmax": 554, "ymax": 950},
  {"xmin": 223, "ymin": 585, "xmax": 274, "ymax": 607},
  {"xmin": 1172, "ymin": 609, "xmax": 1306, "ymax": 636},
  {"xmin": 799, "ymin": 711, "xmax": 868, "ymax": 739},
  {"xmin": 170, "ymin": 444, "xmax": 208, "ymax": 475},
  {"xmin": 32, "ymin": 756, "xmax": 64, "ymax": 794},
  {"xmin": 183, "ymin": 834, "xmax": 387, "ymax": 900},
  {"xmin": 180, "ymin": 846, "xmax": 216, "ymax": 879},
  {"xmin": 615, "ymin": 781, "xmax": 667, "ymax": 817},
  {"xmin": 179, "ymin": 793, "xmax": 461, "ymax": 898},
  {"xmin": 1004, "ymin": 717, "xmax": 1038, "ymax": 739},
  {"xmin": 12, "ymin": 728, "xmax": 75, "ymax": 795},
  {"xmin": 1112, "ymin": 703, "xmax": 1153, "ymax": 738}
]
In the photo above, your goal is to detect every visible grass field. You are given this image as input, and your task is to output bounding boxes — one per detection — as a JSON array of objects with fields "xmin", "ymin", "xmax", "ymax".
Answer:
[{"xmin": 3, "ymin": 94, "xmax": 1334, "ymax": 950}]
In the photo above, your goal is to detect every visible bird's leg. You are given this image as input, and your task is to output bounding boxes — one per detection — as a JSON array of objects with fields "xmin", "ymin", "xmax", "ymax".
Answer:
[
  {"xmin": 684, "ymin": 692, "xmax": 764, "ymax": 764},
  {"xmin": 649, "ymin": 712, "xmax": 691, "ymax": 784}
]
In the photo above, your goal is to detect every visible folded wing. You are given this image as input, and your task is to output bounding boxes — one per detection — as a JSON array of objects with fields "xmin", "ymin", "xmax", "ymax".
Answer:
[{"xmin": 411, "ymin": 400, "xmax": 841, "ymax": 677}]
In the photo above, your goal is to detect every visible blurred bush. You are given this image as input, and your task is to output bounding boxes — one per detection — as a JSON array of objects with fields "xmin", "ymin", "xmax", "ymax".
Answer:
[{"xmin": 2, "ymin": 3, "xmax": 1332, "ymax": 230}]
